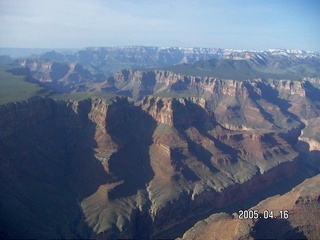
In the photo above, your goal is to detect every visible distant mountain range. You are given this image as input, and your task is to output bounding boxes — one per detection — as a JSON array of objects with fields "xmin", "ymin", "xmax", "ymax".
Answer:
[
  {"xmin": 3, "ymin": 46, "xmax": 320, "ymax": 74},
  {"xmin": 1, "ymin": 46, "xmax": 320, "ymax": 239},
  {"xmin": 163, "ymin": 53, "xmax": 320, "ymax": 80},
  {"xmin": 5, "ymin": 46, "xmax": 320, "ymax": 94}
]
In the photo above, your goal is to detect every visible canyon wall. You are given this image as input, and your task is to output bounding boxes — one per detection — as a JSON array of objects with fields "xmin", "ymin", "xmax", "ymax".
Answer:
[{"xmin": 1, "ymin": 82, "xmax": 318, "ymax": 238}]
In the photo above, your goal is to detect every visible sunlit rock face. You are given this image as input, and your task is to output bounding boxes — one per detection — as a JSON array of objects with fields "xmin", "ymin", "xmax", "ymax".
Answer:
[
  {"xmin": 179, "ymin": 174, "xmax": 320, "ymax": 240},
  {"xmin": 1, "ymin": 73, "xmax": 319, "ymax": 239},
  {"xmin": 1, "ymin": 48, "xmax": 320, "ymax": 238}
]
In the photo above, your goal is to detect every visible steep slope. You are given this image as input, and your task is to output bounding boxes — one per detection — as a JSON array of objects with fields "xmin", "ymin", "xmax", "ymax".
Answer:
[
  {"xmin": 1, "ymin": 85, "xmax": 319, "ymax": 239},
  {"xmin": 1, "ymin": 49, "xmax": 320, "ymax": 238},
  {"xmin": 99, "ymin": 67, "xmax": 320, "ymax": 102},
  {"xmin": 179, "ymin": 172, "xmax": 320, "ymax": 240},
  {"xmin": 0, "ymin": 96, "xmax": 161, "ymax": 239},
  {"xmin": 0, "ymin": 97, "xmax": 105, "ymax": 239},
  {"xmin": 11, "ymin": 59, "xmax": 106, "ymax": 92}
]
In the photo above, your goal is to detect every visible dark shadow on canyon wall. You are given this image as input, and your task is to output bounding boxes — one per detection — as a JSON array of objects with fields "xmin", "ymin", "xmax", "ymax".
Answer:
[
  {"xmin": 0, "ymin": 98, "xmax": 109, "ymax": 239},
  {"xmin": 303, "ymin": 80, "xmax": 320, "ymax": 103},
  {"xmin": 106, "ymin": 98, "xmax": 156, "ymax": 200},
  {"xmin": 251, "ymin": 218, "xmax": 307, "ymax": 239},
  {"xmin": 256, "ymin": 81, "xmax": 302, "ymax": 123},
  {"xmin": 172, "ymin": 99, "xmax": 218, "ymax": 173},
  {"xmin": 156, "ymin": 149, "xmax": 320, "ymax": 240}
]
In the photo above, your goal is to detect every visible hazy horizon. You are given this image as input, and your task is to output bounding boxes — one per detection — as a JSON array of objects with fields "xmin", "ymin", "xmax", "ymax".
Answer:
[{"xmin": 1, "ymin": 0, "xmax": 320, "ymax": 52}]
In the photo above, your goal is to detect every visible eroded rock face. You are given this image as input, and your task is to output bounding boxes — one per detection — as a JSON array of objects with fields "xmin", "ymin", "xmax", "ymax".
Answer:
[
  {"xmin": 102, "ymin": 69, "xmax": 251, "ymax": 101},
  {"xmin": 12, "ymin": 59, "xmax": 105, "ymax": 92},
  {"xmin": 2, "ymin": 81, "xmax": 319, "ymax": 239},
  {"xmin": 3, "ymin": 47, "xmax": 320, "ymax": 239},
  {"xmin": 179, "ymin": 173, "xmax": 320, "ymax": 240},
  {"xmin": 0, "ymin": 97, "xmax": 98, "ymax": 239},
  {"xmin": 102, "ymin": 69, "xmax": 320, "ymax": 109},
  {"xmin": 298, "ymin": 117, "xmax": 320, "ymax": 152}
]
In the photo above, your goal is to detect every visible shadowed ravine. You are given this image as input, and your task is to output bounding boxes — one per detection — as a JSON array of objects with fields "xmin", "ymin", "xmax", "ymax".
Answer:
[
  {"xmin": 0, "ymin": 85, "xmax": 319, "ymax": 239},
  {"xmin": 156, "ymin": 152, "xmax": 320, "ymax": 239},
  {"xmin": 1, "ymin": 47, "xmax": 320, "ymax": 239},
  {"xmin": 0, "ymin": 98, "xmax": 104, "ymax": 239}
]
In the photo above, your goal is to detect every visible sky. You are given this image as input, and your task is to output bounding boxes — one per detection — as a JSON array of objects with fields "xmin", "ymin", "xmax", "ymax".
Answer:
[{"xmin": 0, "ymin": 0, "xmax": 319, "ymax": 51}]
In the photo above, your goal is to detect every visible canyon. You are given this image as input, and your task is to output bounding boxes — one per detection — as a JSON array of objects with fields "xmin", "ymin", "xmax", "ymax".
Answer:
[{"xmin": 0, "ymin": 47, "xmax": 320, "ymax": 239}]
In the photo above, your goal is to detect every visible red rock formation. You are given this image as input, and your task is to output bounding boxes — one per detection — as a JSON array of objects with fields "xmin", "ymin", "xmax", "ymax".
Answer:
[{"xmin": 0, "ymin": 75, "xmax": 319, "ymax": 238}]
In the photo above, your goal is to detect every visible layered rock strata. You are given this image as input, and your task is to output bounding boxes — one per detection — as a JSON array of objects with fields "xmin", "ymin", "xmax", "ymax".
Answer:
[
  {"xmin": 1, "ymin": 86, "xmax": 317, "ymax": 238},
  {"xmin": 179, "ymin": 173, "xmax": 320, "ymax": 240}
]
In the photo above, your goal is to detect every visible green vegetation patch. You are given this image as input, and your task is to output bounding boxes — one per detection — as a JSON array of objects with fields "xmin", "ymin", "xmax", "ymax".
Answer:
[
  {"xmin": 51, "ymin": 91, "xmax": 117, "ymax": 103},
  {"xmin": 153, "ymin": 91, "xmax": 198, "ymax": 99},
  {"xmin": 0, "ymin": 65, "xmax": 51, "ymax": 105},
  {"xmin": 163, "ymin": 59, "xmax": 302, "ymax": 81},
  {"xmin": 0, "ymin": 64, "xmax": 118, "ymax": 105}
]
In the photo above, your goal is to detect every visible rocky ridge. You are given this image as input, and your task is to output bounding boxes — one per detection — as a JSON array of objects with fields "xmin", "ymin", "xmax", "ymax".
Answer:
[
  {"xmin": 1, "ymin": 71, "xmax": 319, "ymax": 238},
  {"xmin": 179, "ymin": 173, "xmax": 320, "ymax": 240},
  {"xmin": 10, "ymin": 47, "xmax": 320, "ymax": 95},
  {"xmin": 1, "ymin": 47, "xmax": 320, "ymax": 239},
  {"xmin": 100, "ymin": 69, "xmax": 320, "ymax": 102}
]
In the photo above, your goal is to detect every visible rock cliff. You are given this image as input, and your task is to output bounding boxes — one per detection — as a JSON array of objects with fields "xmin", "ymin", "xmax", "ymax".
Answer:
[
  {"xmin": 12, "ymin": 59, "xmax": 105, "ymax": 92},
  {"xmin": 179, "ymin": 172, "xmax": 320, "ymax": 240},
  {"xmin": 1, "ymin": 48, "xmax": 320, "ymax": 238},
  {"xmin": 1, "ymin": 84, "xmax": 318, "ymax": 239},
  {"xmin": 12, "ymin": 47, "xmax": 320, "ymax": 95}
]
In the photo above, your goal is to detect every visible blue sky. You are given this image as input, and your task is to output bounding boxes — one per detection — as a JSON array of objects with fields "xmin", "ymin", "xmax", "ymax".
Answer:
[{"xmin": 0, "ymin": 0, "xmax": 319, "ymax": 51}]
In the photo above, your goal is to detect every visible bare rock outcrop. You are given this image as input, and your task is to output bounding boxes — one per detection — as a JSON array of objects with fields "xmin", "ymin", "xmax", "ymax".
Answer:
[
  {"xmin": 179, "ymin": 173, "xmax": 320, "ymax": 240},
  {"xmin": 1, "ymin": 71, "xmax": 319, "ymax": 239},
  {"xmin": 0, "ymin": 94, "xmax": 304, "ymax": 239}
]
